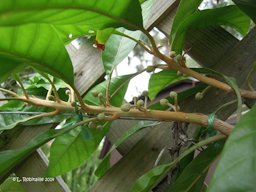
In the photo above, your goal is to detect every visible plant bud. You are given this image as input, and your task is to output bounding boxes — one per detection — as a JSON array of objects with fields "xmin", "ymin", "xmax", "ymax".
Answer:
[
  {"xmin": 137, "ymin": 99, "xmax": 144, "ymax": 107},
  {"xmin": 142, "ymin": 90, "xmax": 148, "ymax": 97},
  {"xmin": 97, "ymin": 113, "xmax": 105, "ymax": 120},
  {"xmin": 48, "ymin": 95, "xmax": 55, "ymax": 101},
  {"xmin": 121, "ymin": 103, "xmax": 131, "ymax": 112},
  {"xmin": 169, "ymin": 91, "xmax": 177, "ymax": 98},
  {"xmin": 195, "ymin": 92, "xmax": 203, "ymax": 100},
  {"xmin": 170, "ymin": 51, "xmax": 177, "ymax": 58},
  {"xmin": 160, "ymin": 99, "xmax": 169, "ymax": 106},
  {"xmin": 176, "ymin": 54, "xmax": 183, "ymax": 62},
  {"xmin": 146, "ymin": 66, "xmax": 155, "ymax": 73},
  {"xmin": 65, "ymin": 89, "xmax": 70, "ymax": 95}
]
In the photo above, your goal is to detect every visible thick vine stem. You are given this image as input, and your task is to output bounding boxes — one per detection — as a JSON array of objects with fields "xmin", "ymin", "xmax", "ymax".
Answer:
[{"xmin": 5, "ymin": 94, "xmax": 233, "ymax": 136}]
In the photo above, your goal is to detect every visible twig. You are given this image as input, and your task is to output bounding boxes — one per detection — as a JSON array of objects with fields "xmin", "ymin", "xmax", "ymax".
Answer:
[
  {"xmin": 14, "ymin": 74, "xmax": 29, "ymax": 99},
  {"xmin": 0, "ymin": 88, "xmax": 19, "ymax": 97}
]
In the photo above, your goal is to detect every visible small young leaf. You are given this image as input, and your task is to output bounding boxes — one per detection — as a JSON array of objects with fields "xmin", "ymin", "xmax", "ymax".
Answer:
[{"xmin": 208, "ymin": 106, "xmax": 256, "ymax": 192}]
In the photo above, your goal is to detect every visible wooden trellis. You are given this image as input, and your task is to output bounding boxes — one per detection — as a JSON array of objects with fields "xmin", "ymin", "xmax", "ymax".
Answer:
[{"xmin": 0, "ymin": 0, "xmax": 255, "ymax": 191}]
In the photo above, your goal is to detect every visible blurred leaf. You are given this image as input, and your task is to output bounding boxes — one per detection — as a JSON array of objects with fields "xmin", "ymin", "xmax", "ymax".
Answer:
[
  {"xmin": 84, "ymin": 74, "xmax": 134, "ymax": 107},
  {"xmin": 102, "ymin": 0, "xmax": 153, "ymax": 74},
  {"xmin": 170, "ymin": 142, "xmax": 224, "ymax": 192},
  {"xmin": 171, "ymin": 6, "xmax": 251, "ymax": 53},
  {"xmin": 47, "ymin": 121, "xmax": 110, "ymax": 176},
  {"xmin": 0, "ymin": 24, "xmax": 74, "ymax": 84},
  {"xmin": 170, "ymin": 0, "xmax": 203, "ymax": 42},
  {"xmin": 148, "ymin": 70, "xmax": 187, "ymax": 100},
  {"xmin": 95, "ymin": 120, "xmax": 159, "ymax": 177},
  {"xmin": 0, "ymin": 177, "xmax": 26, "ymax": 192},
  {"xmin": 233, "ymin": 0, "xmax": 256, "ymax": 23},
  {"xmin": 208, "ymin": 106, "xmax": 256, "ymax": 192}
]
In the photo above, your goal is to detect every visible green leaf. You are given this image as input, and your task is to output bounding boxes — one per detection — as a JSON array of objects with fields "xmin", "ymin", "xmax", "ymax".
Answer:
[
  {"xmin": 0, "ymin": 106, "xmax": 65, "ymax": 131},
  {"xmin": 0, "ymin": 177, "xmax": 26, "ymax": 192},
  {"xmin": 233, "ymin": 0, "xmax": 256, "ymax": 23},
  {"xmin": 84, "ymin": 74, "xmax": 134, "ymax": 107},
  {"xmin": 0, "ymin": 128, "xmax": 60, "ymax": 179},
  {"xmin": 171, "ymin": 5, "xmax": 251, "ymax": 53},
  {"xmin": 0, "ymin": 24, "xmax": 74, "ymax": 84},
  {"xmin": 208, "ymin": 106, "xmax": 256, "ymax": 192},
  {"xmin": 47, "ymin": 122, "xmax": 110, "ymax": 176},
  {"xmin": 102, "ymin": 0, "xmax": 153, "ymax": 75},
  {"xmin": 148, "ymin": 70, "xmax": 187, "ymax": 100},
  {"xmin": 170, "ymin": 142, "xmax": 224, "ymax": 192},
  {"xmin": 96, "ymin": 28, "xmax": 115, "ymax": 45},
  {"xmin": 170, "ymin": 0, "xmax": 203, "ymax": 42},
  {"xmin": 95, "ymin": 120, "xmax": 159, "ymax": 177},
  {"xmin": 0, "ymin": 0, "xmax": 143, "ymax": 30}
]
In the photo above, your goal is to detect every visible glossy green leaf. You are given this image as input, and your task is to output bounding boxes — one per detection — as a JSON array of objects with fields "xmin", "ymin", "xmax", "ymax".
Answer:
[
  {"xmin": 170, "ymin": 0, "xmax": 203, "ymax": 42},
  {"xmin": 96, "ymin": 28, "xmax": 115, "ymax": 45},
  {"xmin": 95, "ymin": 120, "xmax": 159, "ymax": 177},
  {"xmin": 47, "ymin": 122, "xmax": 110, "ymax": 176},
  {"xmin": 171, "ymin": 6, "xmax": 251, "ymax": 53},
  {"xmin": 102, "ymin": 0, "xmax": 153, "ymax": 75},
  {"xmin": 208, "ymin": 106, "xmax": 256, "ymax": 192},
  {"xmin": 170, "ymin": 142, "xmax": 223, "ymax": 192},
  {"xmin": 0, "ymin": 24, "xmax": 74, "ymax": 84},
  {"xmin": 84, "ymin": 74, "xmax": 134, "ymax": 107},
  {"xmin": 233, "ymin": 0, "xmax": 256, "ymax": 23},
  {"xmin": 0, "ymin": 0, "xmax": 143, "ymax": 30},
  {"xmin": 148, "ymin": 70, "xmax": 187, "ymax": 100}
]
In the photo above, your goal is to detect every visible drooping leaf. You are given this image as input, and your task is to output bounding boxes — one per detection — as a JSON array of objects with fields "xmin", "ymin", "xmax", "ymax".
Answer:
[
  {"xmin": 95, "ymin": 120, "xmax": 159, "ymax": 177},
  {"xmin": 96, "ymin": 28, "xmax": 115, "ymax": 50},
  {"xmin": 84, "ymin": 74, "xmax": 135, "ymax": 107},
  {"xmin": 102, "ymin": 0, "xmax": 153, "ymax": 75},
  {"xmin": 170, "ymin": 0, "xmax": 203, "ymax": 42},
  {"xmin": 171, "ymin": 5, "xmax": 251, "ymax": 53},
  {"xmin": 208, "ymin": 106, "xmax": 256, "ymax": 192},
  {"xmin": 170, "ymin": 142, "xmax": 224, "ymax": 192},
  {"xmin": 148, "ymin": 70, "xmax": 187, "ymax": 100},
  {"xmin": 233, "ymin": 0, "xmax": 256, "ymax": 23},
  {"xmin": 0, "ymin": 24, "xmax": 74, "ymax": 84},
  {"xmin": 47, "ymin": 121, "xmax": 110, "ymax": 176},
  {"xmin": 0, "ymin": 0, "xmax": 143, "ymax": 31}
]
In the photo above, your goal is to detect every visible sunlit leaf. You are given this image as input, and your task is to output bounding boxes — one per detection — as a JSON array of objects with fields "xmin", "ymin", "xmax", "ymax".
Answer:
[
  {"xmin": 0, "ymin": 24, "xmax": 74, "ymax": 84},
  {"xmin": 208, "ymin": 106, "xmax": 256, "ymax": 192},
  {"xmin": 0, "ymin": 0, "xmax": 143, "ymax": 31}
]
